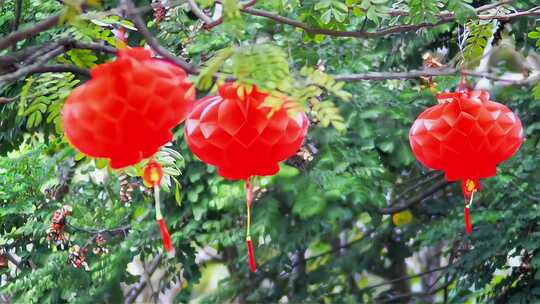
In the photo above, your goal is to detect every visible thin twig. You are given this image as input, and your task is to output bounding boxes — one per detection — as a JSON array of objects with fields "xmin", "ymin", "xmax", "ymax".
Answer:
[
  {"xmin": 0, "ymin": 64, "xmax": 89, "ymax": 88},
  {"xmin": 204, "ymin": 0, "xmax": 256, "ymax": 29},
  {"xmin": 379, "ymin": 179, "xmax": 449, "ymax": 214},
  {"xmin": 11, "ymin": 0, "xmax": 23, "ymax": 51},
  {"xmin": 124, "ymin": 254, "xmax": 163, "ymax": 304},
  {"xmin": 334, "ymin": 68, "xmax": 537, "ymax": 85},
  {"xmin": 241, "ymin": 5, "xmax": 540, "ymax": 39},
  {"xmin": 385, "ymin": 0, "xmax": 511, "ymax": 18},
  {"xmin": 362, "ymin": 265, "xmax": 449, "ymax": 291},
  {"xmin": 121, "ymin": 0, "xmax": 197, "ymax": 74},
  {"xmin": 0, "ymin": 14, "xmax": 61, "ymax": 51},
  {"xmin": 0, "ymin": 45, "xmax": 68, "ymax": 85},
  {"xmin": 187, "ymin": 0, "xmax": 213, "ymax": 24},
  {"xmin": 291, "ymin": 228, "xmax": 376, "ymax": 268},
  {"xmin": 376, "ymin": 278, "xmax": 454, "ymax": 304}
]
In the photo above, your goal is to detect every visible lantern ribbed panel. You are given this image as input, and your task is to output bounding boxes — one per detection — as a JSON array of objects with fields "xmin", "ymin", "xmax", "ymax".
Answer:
[
  {"xmin": 185, "ymin": 83, "xmax": 309, "ymax": 180},
  {"xmin": 62, "ymin": 47, "xmax": 195, "ymax": 169}
]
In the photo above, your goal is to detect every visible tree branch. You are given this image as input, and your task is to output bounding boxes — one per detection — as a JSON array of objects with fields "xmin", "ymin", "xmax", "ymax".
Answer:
[
  {"xmin": 187, "ymin": 0, "xmax": 213, "ymax": 24},
  {"xmin": 121, "ymin": 0, "xmax": 198, "ymax": 74},
  {"xmin": 69, "ymin": 40, "xmax": 117, "ymax": 54},
  {"xmin": 0, "ymin": 64, "xmax": 90, "ymax": 87},
  {"xmin": 376, "ymin": 278, "xmax": 454, "ymax": 304},
  {"xmin": 386, "ymin": 0, "xmax": 511, "ymax": 18},
  {"xmin": 334, "ymin": 68, "xmax": 537, "ymax": 85},
  {"xmin": 362, "ymin": 265, "xmax": 449, "ymax": 291},
  {"xmin": 479, "ymin": 5, "xmax": 540, "ymax": 21},
  {"xmin": 124, "ymin": 254, "xmax": 163, "ymax": 304},
  {"xmin": 0, "ymin": 38, "xmax": 115, "ymax": 87},
  {"xmin": 68, "ymin": 223, "xmax": 131, "ymax": 238},
  {"xmin": 0, "ymin": 45, "xmax": 66, "ymax": 85},
  {"xmin": 379, "ymin": 178, "xmax": 449, "ymax": 214},
  {"xmin": 0, "ymin": 96, "xmax": 18, "ymax": 104},
  {"xmin": 241, "ymin": 5, "xmax": 540, "ymax": 39},
  {"xmin": 0, "ymin": 248, "xmax": 36, "ymax": 271},
  {"xmin": 11, "ymin": 0, "xmax": 23, "ymax": 51},
  {"xmin": 205, "ymin": 0, "xmax": 257, "ymax": 29},
  {"xmin": 291, "ymin": 228, "xmax": 376, "ymax": 268},
  {"xmin": 0, "ymin": 14, "xmax": 61, "ymax": 51}
]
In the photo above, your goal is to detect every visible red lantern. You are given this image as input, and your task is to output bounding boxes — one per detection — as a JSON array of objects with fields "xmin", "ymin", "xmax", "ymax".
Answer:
[
  {"xmin": 409, "ymin": 88, "xmax": 523, "ymax": 234},
  {"xmin": 62, "ymin": 47, "xmax": 194, "ymax": 254},
  {"xmin": 62, "ymin": 47, "xmax": 195, "ymax": 169},
  {"xmin": 185, "ymin": 82, "xmax": 309, "ymax": 271}
]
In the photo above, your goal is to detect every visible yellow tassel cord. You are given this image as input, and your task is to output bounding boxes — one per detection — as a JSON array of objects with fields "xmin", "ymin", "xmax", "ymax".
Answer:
[{"xmin": 245, "ymin": 178, "xmax": 256, "ymax": 272}]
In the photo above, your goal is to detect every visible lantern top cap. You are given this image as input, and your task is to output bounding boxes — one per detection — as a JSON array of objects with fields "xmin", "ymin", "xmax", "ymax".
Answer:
[
  {"xmin": 90, "ymin": 47, "xmax": 154, "ymax": 78},
  {"xmin": 117, "ymin": 47, "xmax": 153, "ymax": 61},
  {"xmin": 436, "ymin": 88, "xmax": 491, "ymax": 104}
]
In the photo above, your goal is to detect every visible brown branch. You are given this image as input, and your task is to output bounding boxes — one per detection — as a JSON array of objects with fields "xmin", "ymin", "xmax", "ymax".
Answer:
[
  {"xmin": 124, "ymin": 254, "xmax": 163, "ymax": 304},
  {"xmin": 475, "ymin": 0, "xmax": 513, "ymax": 13},
  {"xmin": 0, "ymin": 45, "xmax": 66, "ymax": 85},
  {"xmin": 23, "ymin": 41, "xmax": 68, "ymax": 64},
  {"xmin": 334, "ymin": 68, "xmax": 537, "ymax": 85},
  {"xmin": 241, "ymin": 5, "xmax": 540, "ymax": 39},
  {"xmin": 11, "ymin": 0, "xmax": 23, "ymax": 51},
  {"xmin": 121, "ymin": 0, "xmax": 198, "ymax": 74},
  {"xmin": 0, "ymin": 96, "xmax": 18, "ymax": 104},
  {"xmin": 290, "ymin": 228, "xmax": 376, "ymax": 268},
  {"xmin": 68, "ymin": 40, "xmax": 116, "ymax": 54},
  {"xmin": 241, "ymin": 7, "xmax": 450, "ymax": 38},
  {"xmin": 385, "ymin": 0, "xmax": 511, "ymax": 18},
  {"xmin": 11, "ymin": 39, "xmax": 115, "ymax": 65},
  {"xmin": 0, "ymin": 38, "xmax": 115, "ymax": 86},
  {"xmin": 360, "ymin": 265, "xmax": 449, "ymax": 294},
  {"xmin": 0, "ymin": 248, "xmax": 36, "ymax": 271},
  {"xmin": 68, "ymin": 223, "xmax": 131, "ymax": 238},
  {"xmin": 0, "ymin": 14, "xmax": 61, "ymax": 51},
  {"xmin": 376, "ymin": 278, "xmax": 454, "ymax": 304},
  {"xmin": 0, "ymin": 64, "xmax": 90, "ymax": 87},
  {"xmin": 187, "ymin": 0, "xmax": 213, "ymax": 24},
  {"xmin": 204, "ymin": 0, "xmax": 257, "ymax": 29},
  {"xmin": 478, "ymin": 5, "xmax": 540, "ymax": 21},
  {"xmin": 379, "ymin": 178, "xmax": 449, "ymax": 214}
]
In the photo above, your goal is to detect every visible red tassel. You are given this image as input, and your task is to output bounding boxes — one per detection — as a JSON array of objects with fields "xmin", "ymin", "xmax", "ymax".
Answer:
[
  {"xmin": 246, "ymin": 237, "xmax": 256, "ymax": 272},
  {"xmin": 158, "ymin": 218, "xmax": 174, "ymax": 252},
  {"xmin": 464, "ymin": 206, "xmax": 472, "ymax": 235}
]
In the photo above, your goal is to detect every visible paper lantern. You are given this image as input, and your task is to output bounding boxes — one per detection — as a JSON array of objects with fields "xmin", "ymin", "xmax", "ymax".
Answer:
[
  {"xmin": 409, "ymin": 88, "xmax": 523, "ymax": 234},
  {"xmin": 185, "ymin": 84, "xmax": 309, "ymax": 180},
  {"xmin": 185, "ymin": 82, "xmax": 309, "ymax": 271},
  {"xmin": 62, "ymin": 47, "xmax": 195, "ymax": 169}
]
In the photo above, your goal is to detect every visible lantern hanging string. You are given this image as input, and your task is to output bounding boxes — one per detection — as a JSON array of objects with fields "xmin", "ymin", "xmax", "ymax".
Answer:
[
  {"xmin": 245, "ymin": 177, "xmax": 256, "ymax": 273},
  {"xmin": 116, "ymin": 23, "xmax": 128, "ymax": 49},
  {"xmin": 458, "ymin": 70, "xmax": 467, "ymax": 92}
]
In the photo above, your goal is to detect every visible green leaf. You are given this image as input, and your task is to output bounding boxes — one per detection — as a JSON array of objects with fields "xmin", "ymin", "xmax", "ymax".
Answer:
[
  {"xmin": 315, "ymin": 0, "xmax": 332, "ymax": 10},
  {"xmin": 95, "ymin": 158, "xmax": 109, "ymax": 169},
  {"xmin": 533, "ymin": 82, "xmax": 540, "ymax": 101},
  {"xmin": 528, "ymin": 32, "xmax": 540, "ymax": 39},
  {"xmin": 320, "ymin": 10, "xmax": 333, "ymax": 24}
]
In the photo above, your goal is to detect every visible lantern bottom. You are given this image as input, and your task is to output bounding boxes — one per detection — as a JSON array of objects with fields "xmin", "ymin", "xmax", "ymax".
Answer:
[{"xmin": 218, "ymin": 163, "xmax": 280, "ymax": 181}]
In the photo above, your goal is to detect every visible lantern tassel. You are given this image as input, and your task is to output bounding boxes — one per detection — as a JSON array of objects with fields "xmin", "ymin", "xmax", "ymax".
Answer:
[
  {"xmin": 245, "ymin": 178, "xmax": 256, "ymax": 272},
  {"xmin": 154, "ymin": 185, "xmax": 175, "ymax": 255},
  {"xmin": 461, "ymin": 178, "xmax": 478, "ymax": 235},
  {"xmin": 464, "ymin": 205, "xmax": 472, "ymax": 235}
]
